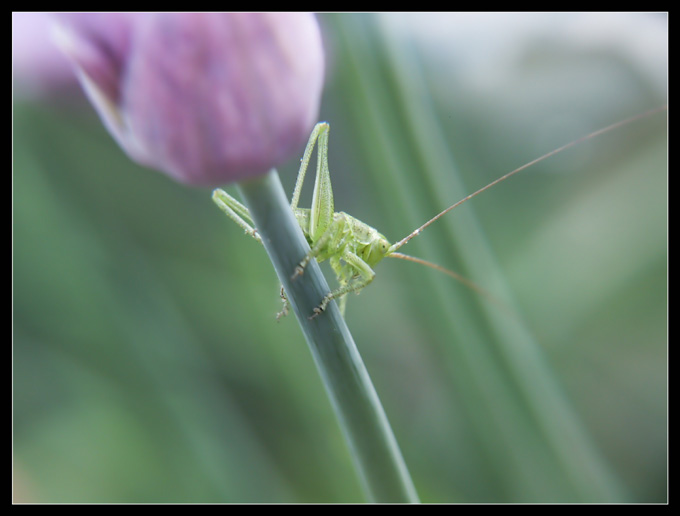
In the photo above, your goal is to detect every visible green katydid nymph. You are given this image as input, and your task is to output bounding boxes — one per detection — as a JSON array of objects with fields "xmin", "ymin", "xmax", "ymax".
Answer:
[{"xmin": 213, "ymin": 107, "xmax": 666, "ymax": 320}]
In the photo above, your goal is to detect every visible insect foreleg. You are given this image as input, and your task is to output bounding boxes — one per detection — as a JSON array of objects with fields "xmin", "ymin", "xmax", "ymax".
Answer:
[
  {"xmin": 291, "ymin": 225, "xmax": 335, "ymax": 280},
  {"xmin": 330, "ymin": 256, "xmax": 358, "ymax": 317},
  {"xmin": 293, "ymin": 212, "xmax": 351, "ymax": 279},
  {"xmin": 311, "ymin": 250, "xmax": 376, "ymax": 319}
]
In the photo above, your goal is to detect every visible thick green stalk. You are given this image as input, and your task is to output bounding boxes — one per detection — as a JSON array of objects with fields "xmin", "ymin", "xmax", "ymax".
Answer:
[{"xmin": 236, "ymin": 169, "xmax": 419, "ymax": 504}]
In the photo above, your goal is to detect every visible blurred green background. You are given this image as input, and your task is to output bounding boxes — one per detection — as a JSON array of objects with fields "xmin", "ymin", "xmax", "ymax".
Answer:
[{"xmin": 13, "ymin": 13, "xmax": 667, "ymax": 503}]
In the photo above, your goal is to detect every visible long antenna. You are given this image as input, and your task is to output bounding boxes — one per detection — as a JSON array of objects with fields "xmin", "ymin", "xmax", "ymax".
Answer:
[
  {"xmin": 388, "ymin": 252, "xmax": 495, "ymax": 298},
  {"xmin": 387, "ymin": 105, "xmax": 667, "ymax": 254},
  {"xmin": 388, "ymin": 252, "xmax": 513, "ymax": 314}
]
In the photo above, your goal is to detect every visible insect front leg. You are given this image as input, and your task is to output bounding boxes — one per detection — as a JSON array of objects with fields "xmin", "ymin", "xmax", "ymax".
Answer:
[
  {"xmin": 329, "ymin": 255, "xmax": 355, "ymax": 317},
  {"xmin": 310, "ymin": 250, "xmax": 376, "ymax": 319},
  {"xmin": 291, "ymin": 227, "xmax": 335, "ymax": 280}
]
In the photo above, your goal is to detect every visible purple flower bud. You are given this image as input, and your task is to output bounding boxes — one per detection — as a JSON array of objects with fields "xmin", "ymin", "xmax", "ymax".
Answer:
[
  {"xmin": 12, "ymin": 12, "xmax": 81, "ymax": 99},
  {"xmin": 54, "ymin": 13, "xmax": 325, "ymax": 186}
]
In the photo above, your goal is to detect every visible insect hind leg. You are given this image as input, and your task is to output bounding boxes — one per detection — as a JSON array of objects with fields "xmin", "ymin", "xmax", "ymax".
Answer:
[
  {"xmin": 290, "ymin": 122, "xmax": 329, "ymax": 211},
  {"xmin": 212, "ymin": 189, "xmax": 261, "ymax": 243}
]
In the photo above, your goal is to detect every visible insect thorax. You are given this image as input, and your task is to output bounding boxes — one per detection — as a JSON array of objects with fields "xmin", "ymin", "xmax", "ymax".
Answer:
[{"xmin": 293, "ymin": 208, "xmax": 391, "ymax": 267}]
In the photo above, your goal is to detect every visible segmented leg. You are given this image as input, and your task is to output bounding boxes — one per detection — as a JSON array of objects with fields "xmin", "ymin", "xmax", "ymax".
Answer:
[
  {"xmin": 276, "ymin": 285, "xmax": 290, "ymax": 321},
  {"xmin": 291, "ymin": 225, "xmax": 335, "ymax": 280},
  {"xmin": 212, "ymin": 189, "xmax": 261, "ymax": 243},
  {"xmin": 290, "ymin": 122, "xmax": 329, "ymax": 211},
  {"xmin": 214, "ymin": 189, "xmax": 294, "ymax": 319},
  {"xmin": 332, "ymin": 257, "xmax": 354, "ymax": 317},
  {"xmin": 310, "ymin": 250, "xmax": 375, "ymax": 319}
]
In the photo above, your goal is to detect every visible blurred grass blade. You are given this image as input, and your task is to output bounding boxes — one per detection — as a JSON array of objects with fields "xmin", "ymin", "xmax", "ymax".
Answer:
[{"xmin": 329, "ymin": 13, "xmax": 626, "ymax": 501}]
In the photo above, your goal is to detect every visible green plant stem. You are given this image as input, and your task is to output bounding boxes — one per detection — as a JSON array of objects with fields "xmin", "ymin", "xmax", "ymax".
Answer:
[{"xmin": 236, "ymin": 169, "xmax": 419, "ymax": 504}]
